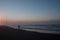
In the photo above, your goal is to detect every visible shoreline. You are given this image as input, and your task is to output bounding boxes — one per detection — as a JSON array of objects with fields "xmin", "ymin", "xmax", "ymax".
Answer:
[
  {"xmin": 0, "ymin": 25, "xmax": 60, "ymax": 40},
  {"xmin": 9, "ymin": 26, "xmax": 60, "ymax": 34},
  {"xmin": 22, "ymin": 29, "xmax": 60, "ymax": 34}
]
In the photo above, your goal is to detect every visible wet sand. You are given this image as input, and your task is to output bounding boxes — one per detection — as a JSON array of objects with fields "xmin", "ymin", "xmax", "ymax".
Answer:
[{"xmin": 0, "ymin": 25, "xmax": 60, "ymax": 40}]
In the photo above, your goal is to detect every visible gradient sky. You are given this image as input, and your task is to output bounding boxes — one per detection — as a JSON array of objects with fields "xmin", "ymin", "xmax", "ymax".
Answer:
[{"xmin": 0, "ymin": 0, "xmax": 60, "ymax": 24}]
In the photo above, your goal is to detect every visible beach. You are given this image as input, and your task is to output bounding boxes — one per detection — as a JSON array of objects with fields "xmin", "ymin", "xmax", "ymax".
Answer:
[{"xmin": 0, "ymin": 25, "xmax": 60, "ymax": 40}]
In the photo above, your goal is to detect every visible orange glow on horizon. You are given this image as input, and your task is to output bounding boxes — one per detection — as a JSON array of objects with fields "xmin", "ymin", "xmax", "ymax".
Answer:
[
  {"xmin": 0, "ymin": 16, "xmax": 5, "ymax": 25},
  {"xmin": 0, "ymin": 15, "xmax": 60, "ymax": 25}
]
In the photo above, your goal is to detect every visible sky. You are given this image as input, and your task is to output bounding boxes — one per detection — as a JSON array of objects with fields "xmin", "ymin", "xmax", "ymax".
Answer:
[{"xmin": 0, "ymin": 0, "xmax": 60, "ymax": 25}]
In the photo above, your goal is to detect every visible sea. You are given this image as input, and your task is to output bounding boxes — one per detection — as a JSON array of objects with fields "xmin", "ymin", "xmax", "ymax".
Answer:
[{"xmin": 9, "ymin": 24, "xmax": 60, "ymax": 34}]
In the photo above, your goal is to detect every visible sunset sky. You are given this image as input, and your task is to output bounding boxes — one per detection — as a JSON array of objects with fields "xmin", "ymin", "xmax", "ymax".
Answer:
[{"xmin": 0, "ymin": 0, "xmax": 60, "ymax": 25}]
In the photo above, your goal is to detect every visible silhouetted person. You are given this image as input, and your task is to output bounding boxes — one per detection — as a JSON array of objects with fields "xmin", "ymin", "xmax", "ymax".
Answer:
[{"xmin": 18, "ymin": 25, "xmax": 20, "ymax": 29}]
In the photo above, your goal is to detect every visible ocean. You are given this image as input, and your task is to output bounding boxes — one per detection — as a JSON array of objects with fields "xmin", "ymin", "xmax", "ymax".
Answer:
[
  {"xmin": 9, "ymin": 24, "xmax": 60, "ymax": 34},
  {"xmin": 10, "ymin": 25, "xmax": 60, "ymax": 31},
  {"xmin": 22, "ymin": 25, "xmax": 60, "ymax": 31}
]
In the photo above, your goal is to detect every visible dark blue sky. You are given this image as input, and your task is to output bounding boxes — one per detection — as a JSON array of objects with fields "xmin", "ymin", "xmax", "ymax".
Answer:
[{"xmin": 0, "ymin": 0, "xmax": 60, "ymax": 22}]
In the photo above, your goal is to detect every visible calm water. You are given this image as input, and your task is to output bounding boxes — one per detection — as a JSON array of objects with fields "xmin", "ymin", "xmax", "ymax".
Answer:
[
  {"xmin": 22, "ymin": 25, "xmax": 60, "ymax": 31},
  {"xmin": 10, "ymin": 25, "xmax": 60, "ymax": 31}
]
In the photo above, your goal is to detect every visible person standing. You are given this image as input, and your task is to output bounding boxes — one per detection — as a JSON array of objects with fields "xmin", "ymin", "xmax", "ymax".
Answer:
[{"xmin": 18, "ymin": 25, "xmax": 20, "ymax": 29}]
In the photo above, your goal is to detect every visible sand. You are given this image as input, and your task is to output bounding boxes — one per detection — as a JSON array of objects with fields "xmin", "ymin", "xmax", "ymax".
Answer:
[{"xmin": 0, "ymin": 25, "xmax": 60, "ymax": 40}]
